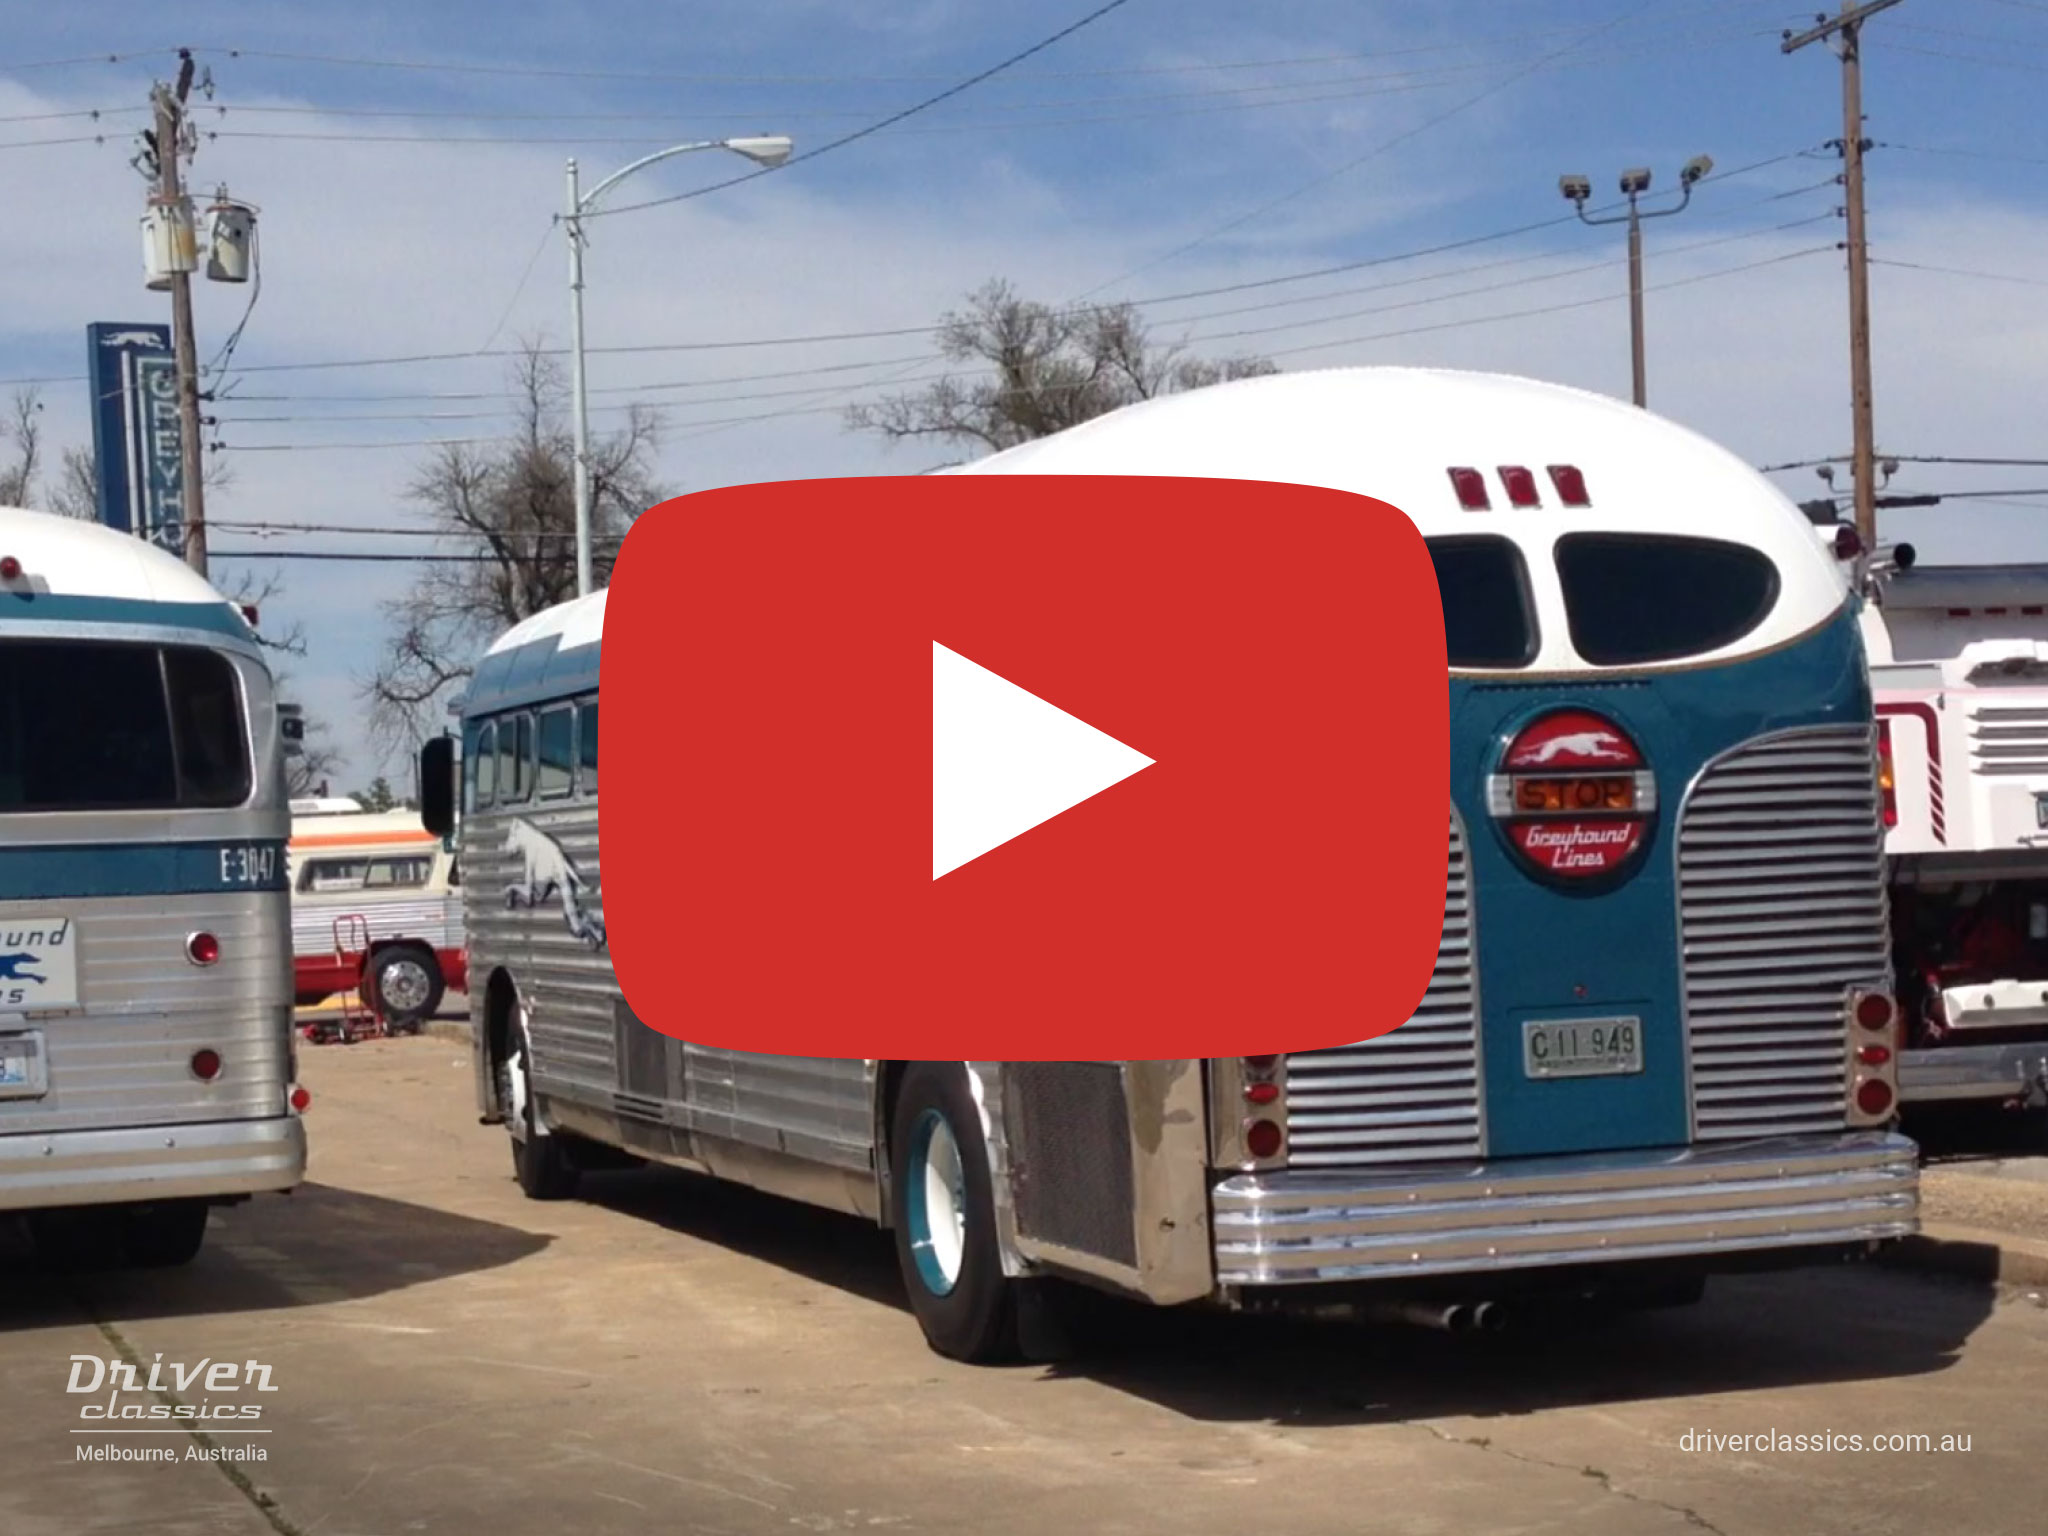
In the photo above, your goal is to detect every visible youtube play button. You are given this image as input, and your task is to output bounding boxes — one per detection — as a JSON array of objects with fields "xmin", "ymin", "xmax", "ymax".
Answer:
[
  {"xmin": 604, "ymin": 473, "xmax": 1446, "ymax": 1060},
  {"xmin": 932, "ymin": 641, "xmax": 1154, "ymax": 880}
]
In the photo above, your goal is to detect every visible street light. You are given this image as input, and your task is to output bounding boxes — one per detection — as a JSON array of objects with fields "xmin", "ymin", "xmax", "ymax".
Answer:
[
  {"xmin": 564, "ymin": 134, "xmax": 794, "ymax": 596},
  {"xmin": 1557, "ymin": 153, "xmax": 1713, "ymax": 409}
]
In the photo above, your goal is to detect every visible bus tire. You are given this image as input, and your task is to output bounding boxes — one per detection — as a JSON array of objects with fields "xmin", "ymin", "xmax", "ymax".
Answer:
[
  {"xmin": 118, "ymin": 1200, "xmax": 210, "ymax": 1268},
  {"xmin": 367, "ymin": 945, "xmax": 444, "ymax": 1030},
  {"xmin": 500, "ymin": 1006, "xmax": 579, "ymax": 1202},
  {"xmin": 890, "ymin": 1063, "xmax": 1018, "ymax": 1364}
]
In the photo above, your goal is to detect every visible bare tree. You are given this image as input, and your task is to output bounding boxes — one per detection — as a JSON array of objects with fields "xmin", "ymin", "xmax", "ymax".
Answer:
[
  {"xmin": 364, "ymin": 339, "xmax": 664, "ymax": 751},
  {"xmin": 845, "ymin": 280, "xmax": 1278, "ymax": 457},
  {"xmin": 44, "ymin": 446, "xmax": 100, "ymax": 521},
  {"xmin": 0, "ymin": 388, "xmax": 42, "ymax": 506}
]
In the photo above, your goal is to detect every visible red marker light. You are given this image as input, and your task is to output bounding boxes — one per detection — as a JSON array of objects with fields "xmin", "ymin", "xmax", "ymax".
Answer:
[
  {"xmin": 1242, "ymin": 1055, "xmax": 1280, "ymax": 1074},
  {"xmin": 1546, "ymin": 465, "xmax": 1591, "ymax": 506},
  {"xmin": 186, "ymin": 931, "xmax": 220, "ymax": 967},
  {"xmin": 1498, "ymin": 465, "xmax": 1541, "ymax": 508},
  {"xmin": 289, "ymin": 1085, "xmax": 312, "ymax": 1113},
  {"xmin": 0, "ymin": 556, "xmax": 19, "ymax": 580},
  {"xmin": 1245, "ymin": 1080, "xmax": 1280, "ymax": 1106},
  {"xmin": 1833, "ymin": 525, "xmax": 1863, "ymax": 561},
  {"xmin": 1857, "ymin": 1043, "xmax": 1892, "ymax": 1067},
  {"xmin": 1854, "ymin": 992, "xmax": 1895, "ymax": 1032},
  {"xmin": 189, "ymin": 1049, "xmax": 222, "ymax": 1082},
  {"xmin": 1448, "ymin": 467, "xmax": 1491, "ymax": 510},
  {"xmin": 1244, "ymin": 1118, "xmax": 1283, "ymax": 1159},
  {"xmin": 1856, "ymin": 1078, "xmax": 1895, "ymax": 1117}
]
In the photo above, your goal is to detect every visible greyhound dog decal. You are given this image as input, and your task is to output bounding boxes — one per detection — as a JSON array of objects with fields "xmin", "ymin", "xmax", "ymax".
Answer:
[
  {"xmin": 503, "ymin": 818, "xmax": 607, "ymax": 949},
  {"xmin": 0, "ymin": 953, "xmax": 49, "ymax": 985}
]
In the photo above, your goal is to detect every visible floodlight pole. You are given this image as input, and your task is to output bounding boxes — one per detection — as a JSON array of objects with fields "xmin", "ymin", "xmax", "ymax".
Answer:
[{"xmin": 1562, "ymin": 164, "xmax": 1712, "ymax": 409}]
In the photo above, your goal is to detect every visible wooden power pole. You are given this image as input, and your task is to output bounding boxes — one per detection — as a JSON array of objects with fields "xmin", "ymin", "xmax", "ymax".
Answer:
[
  {"xmin": 150, "ymin": 50, "xmax": 208, "ymax": 577},
  {"xmin": 1784, "ymin": 0, "xmax": 1902, "ymax": 552}
]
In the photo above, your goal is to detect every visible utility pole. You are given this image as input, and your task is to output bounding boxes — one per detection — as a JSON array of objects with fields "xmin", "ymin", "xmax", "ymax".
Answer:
[
  {"xmin": 150, "ymin": 49, "xmax": 208, "ymax": 577},
  {"xmin": 1785, "ymin": 0, "xmax": 1903, "ymax": 554}
]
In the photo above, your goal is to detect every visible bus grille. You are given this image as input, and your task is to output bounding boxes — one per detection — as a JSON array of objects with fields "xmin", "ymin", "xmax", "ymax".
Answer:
[
  {"xmin": 1679, "ymin": 725, "xmax": 1888, "ymax": 1140},
  {"xmin": 1283, "ymin": 811, "xmax": 1484, "ymax": 1168}
]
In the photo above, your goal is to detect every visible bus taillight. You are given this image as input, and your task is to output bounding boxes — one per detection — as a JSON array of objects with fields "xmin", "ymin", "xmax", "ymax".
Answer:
[
  {"xmin": 0, "ymin": 556, "xmax": 19, "ymax": 580},
  {"xmin": 189, "ymin": 1049, "xmax": 222, "ymax": 1082},
  {"xmin": 1876, "ymin": 719, "xmax": 1897, "ymax": 827},
  {"xmin": 1236, "ymin": 1056, "xmax": 1286, "ymax": 1166},
  {"xmin": 1846, "ymin": 987, "xmax": 1901, "ymax": 1126},
  {"xmin": 186, "ymin": 931, "xmax": 220, "ymax": 966},
  {"xmin": 289, "ymin": 1084, "xmax": 311, "ymax": 1113}
]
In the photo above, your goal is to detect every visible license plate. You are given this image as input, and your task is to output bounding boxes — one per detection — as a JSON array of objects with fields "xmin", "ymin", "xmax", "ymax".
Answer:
[
  {"xmin": 0, "ymin": 1031, "xmax": 48, "ymax": 1100},
  {"xmin": 0, "ymin": 915, "xmax": 78, "ymax": 1013},
  {"xmin": 1523, "ymin": 1016, "xmax": 1644, "ymax": 1080}
]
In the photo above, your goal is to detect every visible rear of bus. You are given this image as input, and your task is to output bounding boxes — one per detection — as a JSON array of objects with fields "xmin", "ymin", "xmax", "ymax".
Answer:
[
  {"xmin": 0, "ymin": 509, "xmax": 305, "ymax": 1267},
  {"xmin": 955, "ymin": 369, "xmax": 1919, "ymax": 1306}
]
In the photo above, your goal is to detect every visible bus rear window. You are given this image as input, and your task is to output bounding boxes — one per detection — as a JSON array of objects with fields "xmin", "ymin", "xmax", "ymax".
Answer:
[
  {"xmin": 1555, "ymin": 533, "xmax": 1781, "ymax": 667},
  {"xmin": 0, "ymin": 641, "xmax": 251, "ymax": 811},
  {"xmin": 1426, "ymin": 535, "xmax": 1538, "ymax": 669}
]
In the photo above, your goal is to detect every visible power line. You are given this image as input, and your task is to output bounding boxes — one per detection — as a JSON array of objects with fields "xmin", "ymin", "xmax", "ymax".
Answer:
[
  {"xmin": 1873, "ymin": 256, "xmax": 2048, "ymax": 288},
  {"xmin": 1883, "ymin": 140, "xmax": 2048, "ymax": 168},
  {"xmin": 583, "ymin": 0, "xmax": 1140, "ymax": 221}
]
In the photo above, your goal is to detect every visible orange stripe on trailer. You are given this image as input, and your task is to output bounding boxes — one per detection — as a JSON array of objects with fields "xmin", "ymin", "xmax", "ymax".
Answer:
[{"xmin": 290, "ymin": 829, "xmax": 439, "ymax": 849}]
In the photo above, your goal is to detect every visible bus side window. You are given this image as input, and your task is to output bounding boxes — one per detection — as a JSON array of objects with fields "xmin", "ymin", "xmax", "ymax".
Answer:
[
  {"xmin": 537, "ymin": 706, "xmax": 574, "ymax": 799},
  {"xmin": 578, "ymin": 699, "xmax": 598, "ymax": 797},
  {"xmin": 473, "ymin": 721, "xmax": 497, "ymax": 808},
  {"xmin": 497, "ymin": 715, "xmax": 529, "ymax": 805}
]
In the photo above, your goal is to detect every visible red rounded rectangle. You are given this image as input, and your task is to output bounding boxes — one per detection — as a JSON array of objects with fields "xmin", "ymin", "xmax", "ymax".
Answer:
[{"xmin": 603, "ymin": 474, "xmax": 1446, "ymax": 1060}]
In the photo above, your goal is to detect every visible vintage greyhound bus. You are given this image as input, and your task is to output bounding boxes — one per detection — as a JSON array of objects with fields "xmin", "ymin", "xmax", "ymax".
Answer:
[
  {"xmin": 421, "ymin": 368, "xmax": 1919, "ymax": 1361},
  {"xmin": 0, "ymin": 506, "xmax": 308, "ymax": 1266}
]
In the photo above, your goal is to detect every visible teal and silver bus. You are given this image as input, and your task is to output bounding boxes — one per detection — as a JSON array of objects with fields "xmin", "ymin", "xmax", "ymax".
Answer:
[
  {"xmin": 0, "ymin": 506, "xmax": 307, "ymax": 1267},
  {"xmin": 423, "ymin": 368, "xmax": 1918, "ymax": 1361}
]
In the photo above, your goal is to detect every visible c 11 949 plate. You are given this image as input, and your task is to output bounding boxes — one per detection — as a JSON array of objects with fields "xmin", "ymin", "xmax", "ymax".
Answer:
[{"xmin": 1523, "ymin": 1016, "xmax": 1643, "ymax": 1080}]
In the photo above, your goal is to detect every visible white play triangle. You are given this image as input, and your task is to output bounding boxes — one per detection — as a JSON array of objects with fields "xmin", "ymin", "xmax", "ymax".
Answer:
[{"xmin": 932, "ymin": 642, "xmax": 1156, "ymax": 880}]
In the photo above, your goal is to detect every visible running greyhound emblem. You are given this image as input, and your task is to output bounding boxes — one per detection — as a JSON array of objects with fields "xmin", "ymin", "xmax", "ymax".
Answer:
[
  {"xmin": 0, "ymin": 953, "xmax": 48, "ymax": 985},
  {"xmin": 1509, "ymin": 730, "xmax": 1632, "ymax": 767},
  {"xmin": 503, "ymin": 819, "xmax": 607, "ymax": 949}
]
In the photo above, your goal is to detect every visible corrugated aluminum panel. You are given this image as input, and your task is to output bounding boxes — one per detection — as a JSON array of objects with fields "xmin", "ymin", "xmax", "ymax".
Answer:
[
  {"xmin": 1283, "ymin": 811, "xmax": 1483, "ymax": 1168},
  {"xmin": 1679, "ymin": 725, "xmax": 1888, "ymax": 1140}
]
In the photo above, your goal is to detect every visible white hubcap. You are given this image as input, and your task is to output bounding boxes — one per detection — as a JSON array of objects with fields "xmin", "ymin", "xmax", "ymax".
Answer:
[{"xmin": 920, "ymin": 1118, "xmax": 967, "ymax": 1288}]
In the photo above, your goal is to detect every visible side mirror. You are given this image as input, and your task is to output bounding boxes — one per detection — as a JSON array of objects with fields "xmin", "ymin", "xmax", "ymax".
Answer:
[
  {"xmin": 278, "ymin": 703, "xmax": 306, "ymax": 759},
  {"xmin": 420, "ymin": 734, "xmax": 457, "ymax": 839}
]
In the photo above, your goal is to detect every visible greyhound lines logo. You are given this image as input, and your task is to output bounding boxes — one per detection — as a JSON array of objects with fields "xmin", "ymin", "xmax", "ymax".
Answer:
[
  {"xmin": 0, "ymin": 918, "xmax": 78, "ymax": 1011},
  {"xmin": 1487, "ymin": 709, "xmax": 1657, "ymax": 879}
]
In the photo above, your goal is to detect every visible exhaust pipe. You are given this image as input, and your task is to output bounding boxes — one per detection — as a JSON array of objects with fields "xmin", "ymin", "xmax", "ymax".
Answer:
[
  {"xmin": 1471, "ymin": 1300, "xmax": 1508, "ymax": 1333},
  {"xmin": 1365, "ymin": 1300, "xmax": 1475, "ymax": 1334}
]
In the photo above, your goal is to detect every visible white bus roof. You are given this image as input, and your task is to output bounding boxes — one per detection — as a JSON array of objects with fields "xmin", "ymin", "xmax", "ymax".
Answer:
[
  {"xmin": 0, "ymin": 504, "xmax": 246, "ymax": 609},
  {"xmin": 945, "ymin": 366, "xmax": 1849, "ymax": 672}
]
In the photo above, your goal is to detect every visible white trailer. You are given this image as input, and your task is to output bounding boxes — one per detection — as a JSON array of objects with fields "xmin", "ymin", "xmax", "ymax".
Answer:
[{"xmin": 1855, "ymin": 555, "xmax": 2048, "ymax": 1109}]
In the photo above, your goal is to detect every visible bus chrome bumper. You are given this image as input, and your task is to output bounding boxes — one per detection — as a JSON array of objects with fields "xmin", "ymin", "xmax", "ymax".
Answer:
[
  {"xmin": 1210, "ymin": 1132, "xmax": 1919, "ymax": 1287},
  {"xmin": 0, "ymin": 1116, "xmax": 306, "ymax": 1211},
  {"xmin": 1900, "ymin": 1043, "xmax": 2048, "ymax": 1105}
]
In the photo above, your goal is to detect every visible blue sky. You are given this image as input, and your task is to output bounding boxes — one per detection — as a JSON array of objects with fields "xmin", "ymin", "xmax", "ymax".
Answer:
[{"xmin": 5, "ymin": 0, "xmax": 2048, "ymax": 784}]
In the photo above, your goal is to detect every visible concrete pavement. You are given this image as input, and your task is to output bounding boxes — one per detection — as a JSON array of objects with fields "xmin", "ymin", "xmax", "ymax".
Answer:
[{"xmin": 6, "ymin": 1036, "xmax": 2047, "ymax": 1535}]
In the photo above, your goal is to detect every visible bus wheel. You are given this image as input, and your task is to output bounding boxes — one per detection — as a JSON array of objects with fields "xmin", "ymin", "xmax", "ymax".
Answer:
[
  {"xmin": 890, "ymin": 1063, "xmax": 1018, "ymax": 1364},
  {"xmin": 500, "ymin": 1005, "xmax": 579, "ymax": 1202},
  {"xmin": 368, "ymin": 946, "xmax": 444, "ymax": 1030},
  {"xmin": 117, "ymin": 1200, "xmax": 210, "ymax": 1268}
]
